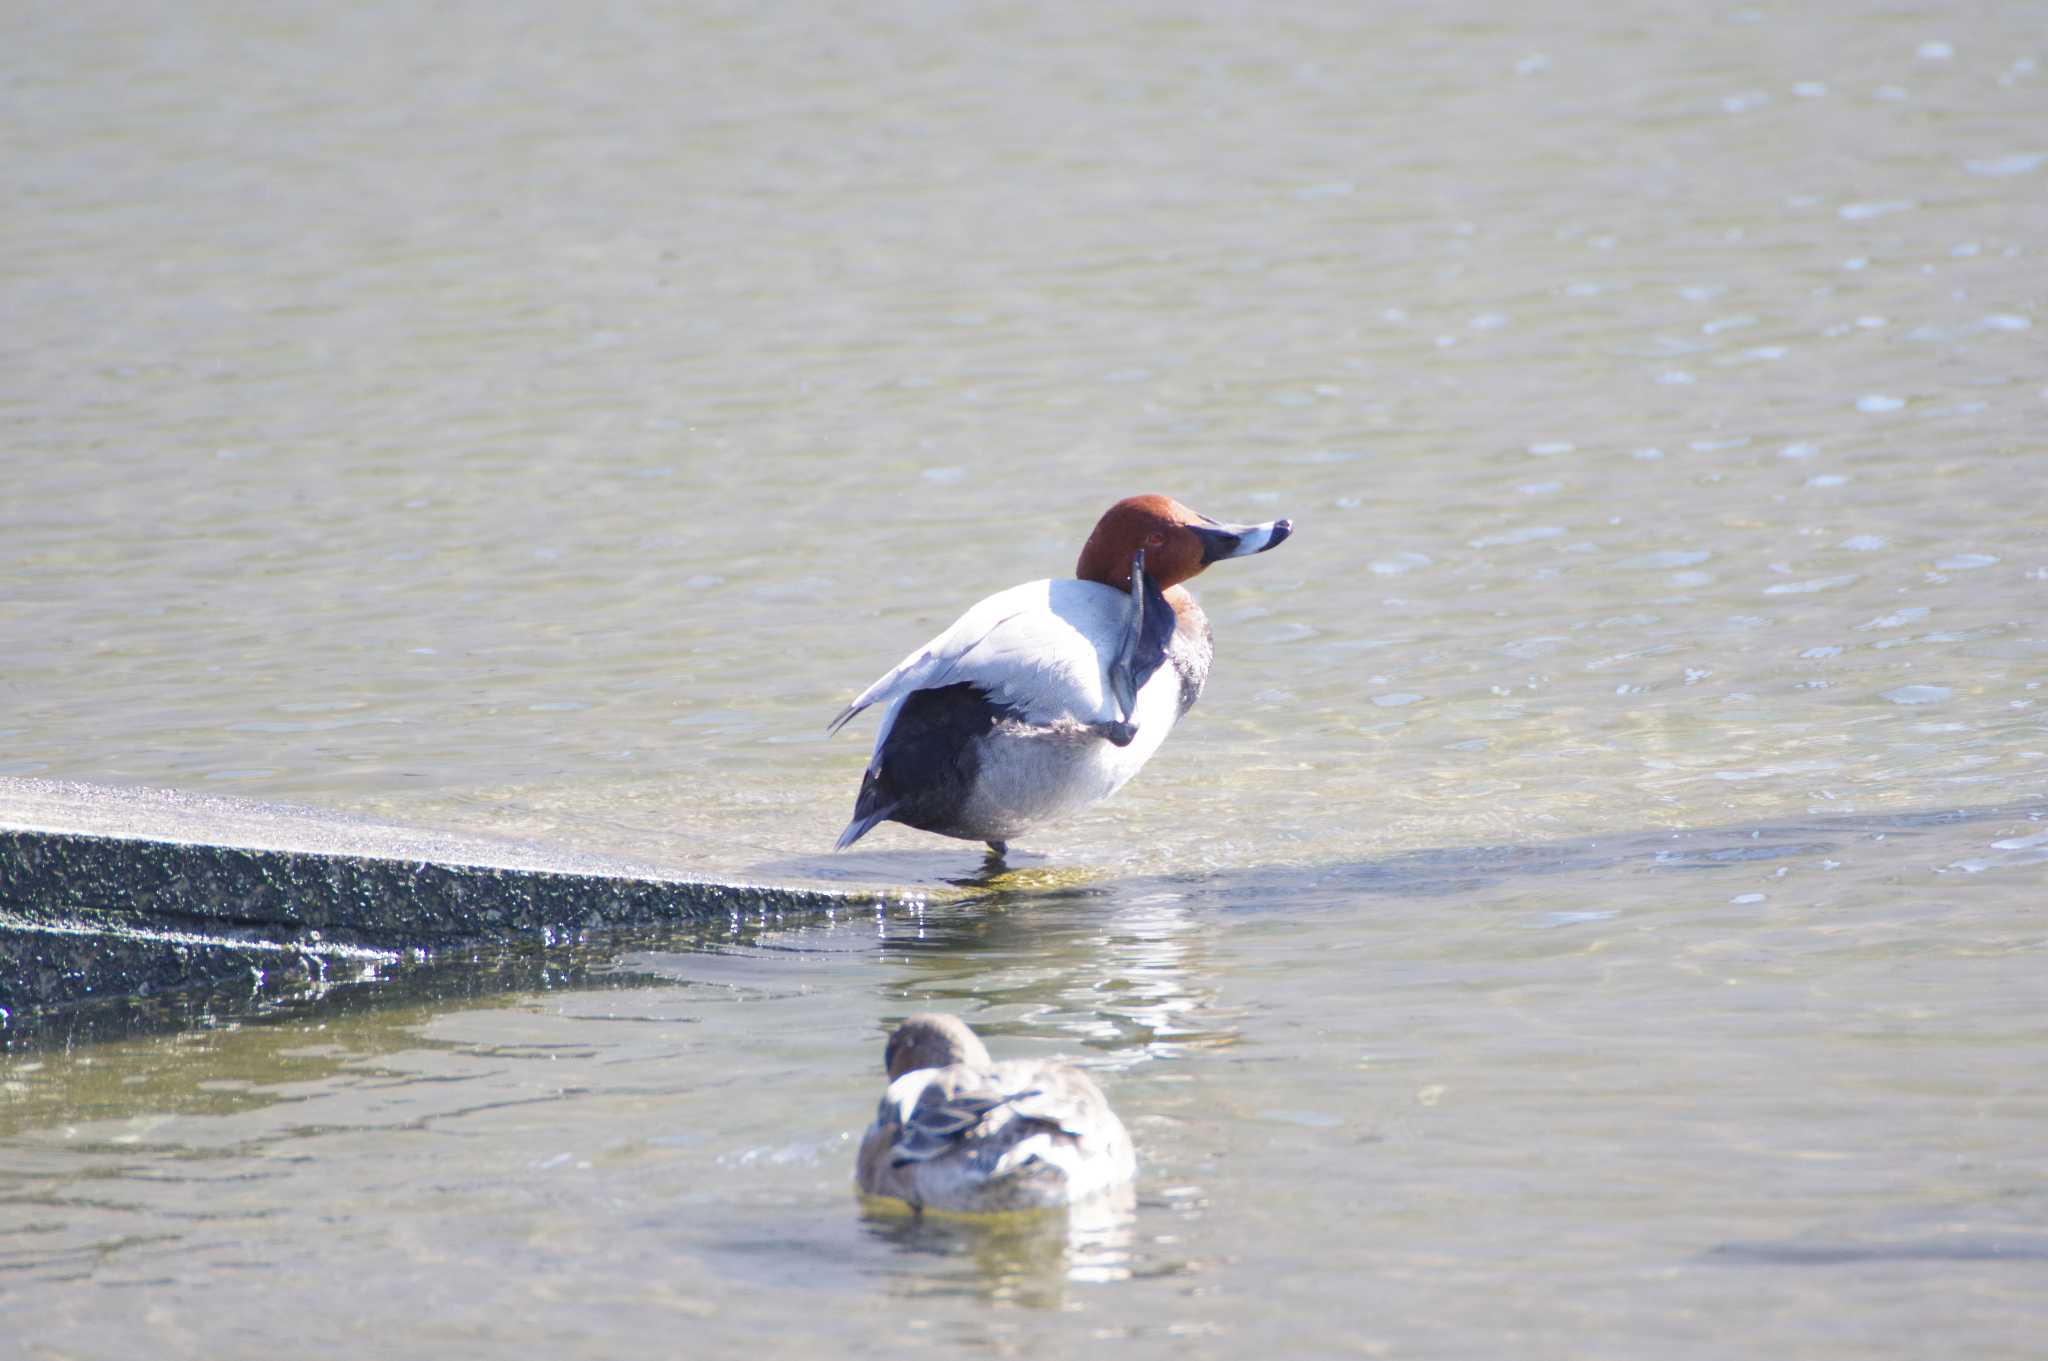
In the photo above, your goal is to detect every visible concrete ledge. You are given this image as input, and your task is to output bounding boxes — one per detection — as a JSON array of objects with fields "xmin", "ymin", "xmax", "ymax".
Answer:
[
  {"xmin": 0, "ymin": 824, "xmax": 847, "ymax": 939},
  {"xmin": 1, "ymin": 906, "xmax": 402, "ymax": 1028},
  {"xmin": 0, "ymin": 777, "xmax": 860, "ymax": 1032}
]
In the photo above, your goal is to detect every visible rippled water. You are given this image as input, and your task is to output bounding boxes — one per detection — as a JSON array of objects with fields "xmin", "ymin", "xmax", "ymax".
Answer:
[
  {"xmin": 8, "ymin": 810, "xmax": 2048, "ymax": 1356},
  {"xmin": 4, "ymin": 0, "xmax": 2046, "ymax": 1355}
]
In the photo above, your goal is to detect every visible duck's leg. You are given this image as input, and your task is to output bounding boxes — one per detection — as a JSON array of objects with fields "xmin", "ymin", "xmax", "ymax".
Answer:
[
  {"xmin": 984, "ymin": 839, "xmax": 1009, "ymax": 860},
  {"xmin": 1106, "ymin": 548, "xmax": 1147, "ymax": 728},
  {"xmin": 1083, "ymin": 719, "xmax": 1138, "ymax": 746}
]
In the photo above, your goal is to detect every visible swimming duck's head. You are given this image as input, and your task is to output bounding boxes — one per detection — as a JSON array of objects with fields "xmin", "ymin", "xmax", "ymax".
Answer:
[{"xmin": 882, "ymin": 1013, "xmax": 994, "ymax": 1080}]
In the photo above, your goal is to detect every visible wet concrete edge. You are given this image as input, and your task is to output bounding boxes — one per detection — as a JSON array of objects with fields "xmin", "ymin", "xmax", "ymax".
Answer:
[{"xmin": 0, "ymin": 810, "xmax": 854, "ymax": 1034}]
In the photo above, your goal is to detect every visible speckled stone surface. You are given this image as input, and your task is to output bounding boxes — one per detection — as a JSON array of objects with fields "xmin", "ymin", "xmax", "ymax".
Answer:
[{"xmin": 0, "ymin": 777, "xmax": 854, "ymax": 1027}]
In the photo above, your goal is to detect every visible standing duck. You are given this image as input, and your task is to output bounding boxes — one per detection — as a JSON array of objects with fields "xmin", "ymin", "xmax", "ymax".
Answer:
[
  {"xmin": 855, "ymin": 1013, "xmax": 1135, "ymax": 1214},
  {"xmin": 828, "ymin": 494, "xmax": 1291, "ymax": 856}
]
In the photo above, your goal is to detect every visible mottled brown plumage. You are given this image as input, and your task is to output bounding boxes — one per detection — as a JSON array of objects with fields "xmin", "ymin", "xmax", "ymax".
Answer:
[{"xmin": 856, "ymin": 1014, "xmax": 1136, "ymax": 1214}]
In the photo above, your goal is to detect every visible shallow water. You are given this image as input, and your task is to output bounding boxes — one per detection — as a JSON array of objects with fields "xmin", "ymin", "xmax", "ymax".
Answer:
[
  {"xmin": 3, "ymin": 0, "xmax": 2047, "ymax": 1355},
  {"xmin": 7, "ymin": 809, "xmax": 2048, "ymax": 1356}
]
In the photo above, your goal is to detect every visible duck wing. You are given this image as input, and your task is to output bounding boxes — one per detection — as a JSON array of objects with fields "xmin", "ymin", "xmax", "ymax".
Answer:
[
  {"xmin": 890, "ymin": 1086, "xmax": 1040, "ymax": 1168},
  {"xmin": 827, "ymin": 579, "xmax": 1136, "ymax": 743}
]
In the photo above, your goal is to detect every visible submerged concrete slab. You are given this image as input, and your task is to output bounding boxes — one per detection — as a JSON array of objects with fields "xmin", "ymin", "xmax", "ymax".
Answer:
[{"xmin": 0, "ymin": 777, "xmax": 868, "ymax": 1031}]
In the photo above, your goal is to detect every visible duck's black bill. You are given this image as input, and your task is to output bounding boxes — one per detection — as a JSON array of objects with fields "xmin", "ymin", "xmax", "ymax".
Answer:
[{"xmin": 1193, "ymin": 517, "xmax": 1293, "ymax": 563}]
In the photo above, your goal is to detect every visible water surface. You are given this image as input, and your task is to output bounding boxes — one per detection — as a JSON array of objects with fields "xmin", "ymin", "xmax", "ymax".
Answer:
[
  {"xmin": 3, "ymin": 0, "xmax": 2046, "ymax": 1355},
  {"xmin": 7, "ymin": 807, "xmax": 2046, "ymax": 1356}
]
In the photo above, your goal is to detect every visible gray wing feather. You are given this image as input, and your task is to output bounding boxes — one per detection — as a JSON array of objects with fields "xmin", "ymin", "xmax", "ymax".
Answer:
[{"xmin": 890, "ymin": 1086, "xmax": 1043, "ymax": 1166}]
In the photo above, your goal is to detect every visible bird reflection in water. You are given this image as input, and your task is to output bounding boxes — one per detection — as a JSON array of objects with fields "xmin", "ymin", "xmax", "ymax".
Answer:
[{"xmin": 857, "ymin": 1182, "xmax": 1140, "ymax": 1307}]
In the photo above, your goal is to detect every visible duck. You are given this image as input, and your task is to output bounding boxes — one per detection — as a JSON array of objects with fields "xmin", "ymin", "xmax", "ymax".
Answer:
[
  {"xmin": 828, "ymin": 494, "xmax": 1292, "ymax": 856},
  {"xmin": 855, "ymin": 1013, "xmax": 1136, "ymax": 1214}
]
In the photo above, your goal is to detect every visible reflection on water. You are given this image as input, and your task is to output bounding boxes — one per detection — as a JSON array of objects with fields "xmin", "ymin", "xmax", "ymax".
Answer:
[
  {"xmin": 871, "ymin": 883, "xmax": 1236, "ymax": 1065},
  {"xmin": 860, "ymin": 1185, "xmax": 1141, "ymax": 1305}
]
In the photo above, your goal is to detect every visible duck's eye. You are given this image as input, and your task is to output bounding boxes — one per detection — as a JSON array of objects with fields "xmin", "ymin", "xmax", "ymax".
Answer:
[{"xmin": 1146, "ymin": 532, "xmax": 1165, "ymax": 548}]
